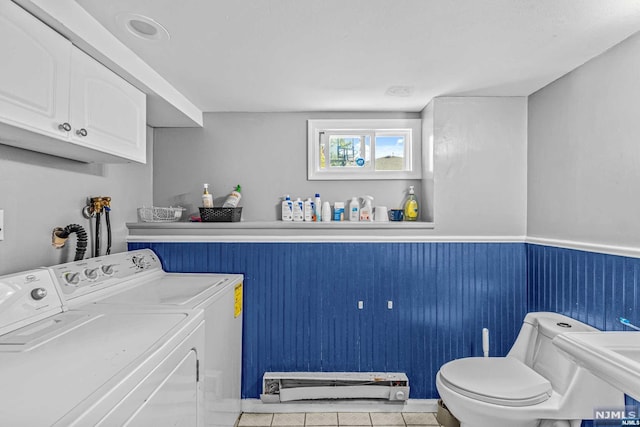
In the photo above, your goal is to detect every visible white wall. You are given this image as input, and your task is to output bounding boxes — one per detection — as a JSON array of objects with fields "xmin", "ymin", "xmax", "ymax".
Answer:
[
  {"xmin": 528, "ymin": 32, "xmax": 640, "ymax": 249},
  {"xmin": 431, "ymin": 97, "xmax": 528, "ymax": 236},
  {"xmin": 0, "ymin": 130, "xmax": 153, "ymax": 275},
  {"xmin": 154, "ymin": 100, "xmax": 527, "ymax": 237}
]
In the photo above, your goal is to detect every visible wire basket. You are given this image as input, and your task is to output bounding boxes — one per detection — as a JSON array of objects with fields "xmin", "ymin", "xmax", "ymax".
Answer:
[
  {"xmin": 138, "ymin": 206, "xmax": 185, "ymax": 223},
  {"xmin": 199, "ymin": 207, "xmax": 242, "ymax": 222}
]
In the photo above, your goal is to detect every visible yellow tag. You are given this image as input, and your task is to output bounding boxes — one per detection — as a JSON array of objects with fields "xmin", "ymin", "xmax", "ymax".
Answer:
[{"xmin": 234, "ymin": 283, "xmax": 243, "ymax": 318}]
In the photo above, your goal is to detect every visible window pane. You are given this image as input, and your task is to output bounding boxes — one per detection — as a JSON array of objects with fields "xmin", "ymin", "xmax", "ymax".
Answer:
[
  {"xmin": 328, "ymin": 135, "xmax": 370, "ymax": 168},
  {"xmin": 375, "ymin": 135, "xmax": 405, "ymax": 171}
]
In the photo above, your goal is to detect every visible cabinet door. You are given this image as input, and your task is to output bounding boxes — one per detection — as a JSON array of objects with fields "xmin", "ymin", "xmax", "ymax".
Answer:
[
  {"xmin": 0, "ymin": 1, "xmax": 71, "ymax": 139},
  {"xmin": 70, "ymin": 48, "xmax": 147, "ymax": 163}
]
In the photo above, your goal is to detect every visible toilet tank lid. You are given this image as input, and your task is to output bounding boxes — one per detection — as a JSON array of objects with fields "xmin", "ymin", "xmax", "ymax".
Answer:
[
  {"xmin": 439, "ymin": 357, "xmax": 552, "ymax": 406},
  {"xmin": 527, "ymin": 313, "xmax": 599, "ymax": 339}
]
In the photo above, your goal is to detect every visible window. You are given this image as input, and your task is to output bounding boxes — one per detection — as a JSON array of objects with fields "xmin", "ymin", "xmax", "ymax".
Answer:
[{"xmin": 308, "ymin": 119, "xmax": 421, "ymax": 180}]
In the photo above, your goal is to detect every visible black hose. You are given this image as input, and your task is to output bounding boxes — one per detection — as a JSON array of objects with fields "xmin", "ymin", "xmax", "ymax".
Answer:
[
  {"xmin": 56, "ymin": 224, "xmax": 88, "ymax": 261},
  {"xmin": 105, "ymin": 208, "xmax": 112, "ymax": 255},
  {"xmin": 95, "ymin": 212, "xmax": 101, "ymax": 258}
]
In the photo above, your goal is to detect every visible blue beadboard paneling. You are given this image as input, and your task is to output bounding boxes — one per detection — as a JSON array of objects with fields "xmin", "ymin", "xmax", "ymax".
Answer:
[
  {"xmin": 527, "ymin": 244, "xmax": 640, "ymax": 427},
  {"xmin": 129, "ymin": 241, "xmax": 527, "ymax": 400}
]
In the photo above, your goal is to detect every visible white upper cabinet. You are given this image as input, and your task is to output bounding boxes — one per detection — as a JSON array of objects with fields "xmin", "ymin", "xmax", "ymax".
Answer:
[
  {"xmin": 0, "ymin": 1, "xmax": 146, "ymax": 163},
  {"xmin": 0, "ymin": 1, "xmax": 70, "ymax": 140},
  {"xmin": 70, "ymin": 48, "xmax": 146, "ymax": 163}
]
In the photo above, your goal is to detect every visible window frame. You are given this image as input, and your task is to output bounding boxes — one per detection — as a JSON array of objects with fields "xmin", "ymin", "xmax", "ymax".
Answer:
[{"xmin": 307, "ymin": 119, "xmax": 422, "ymax": 180}]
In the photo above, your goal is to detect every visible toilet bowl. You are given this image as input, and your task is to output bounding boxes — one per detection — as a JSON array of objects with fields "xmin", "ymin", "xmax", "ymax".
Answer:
[{"xmin": 435, "ymin": 312, "xmax": 624, "ymax": 427}]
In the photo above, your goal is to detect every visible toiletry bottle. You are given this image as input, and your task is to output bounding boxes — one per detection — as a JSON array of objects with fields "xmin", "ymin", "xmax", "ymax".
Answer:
[
  {"xmin": 293, "ymin": 197, "xmax": 304, "ymax": 221},
  {"xmin": 349, "ymin": 197, "xmax": 360, "ymax": 221},
  {"xmin": 314, "ymin": 193, "xmax": 322, "ymax": 222},
  {"xmin": 202, "ymin": 183, "xmax": 214, "ymax": 208},
  {"xmin": 303, "ymin": 198, "xmax": 313, "ymax": 221},
  {"xmin": 404, "ymin": 185, "xmax": 419, "ymax": 221},
  {"xmin": 321, "ymin": 201, "xmax": 331, "ymax": 222},
  {"xmin": 333, "ymin": 202, "xmax": 345, "ymax": 221},
  {"xmin": 222, "ymin": 185, "xmax": 242, "ymax": 208},
  {"xmin": 360, "ymin": 195, "xmax": 374, "ymax": 221},
  {"xmin": 282, "ymin": 195, "xmax": 293, "ymax": 221}
]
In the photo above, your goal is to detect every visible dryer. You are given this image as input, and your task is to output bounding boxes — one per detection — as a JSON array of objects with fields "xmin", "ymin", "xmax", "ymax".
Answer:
[
  {"xmin": 0, "ymin": 268, "xmax": 205, "ymax": 426},
  {"xmin": 48, "ymin": 249, "xmax": 243, "ymax": 427}
]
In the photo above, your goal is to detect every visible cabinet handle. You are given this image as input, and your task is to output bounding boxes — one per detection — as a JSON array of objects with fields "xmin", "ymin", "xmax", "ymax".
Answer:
[
  {"xmin": 58, "ymin": 122, "xmax": 71, "ymax": 132},
  {"xmin": 76, "ymin": 128, "xmax": 88, "ymax": 137}
]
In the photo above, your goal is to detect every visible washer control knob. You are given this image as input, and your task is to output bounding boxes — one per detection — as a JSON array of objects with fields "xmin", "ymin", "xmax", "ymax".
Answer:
[
  {"xmin": 131, "ymin": 255, "xmax": 147, "ymax": 269},
  {"xmin": 394, "ymin": 390, "xmax": 406, "ymax": 400},
  {"xmin": 64, "ymin": 272, "xmax": 80, "ymax": 286},
  {"xmin": 84, "ymin": 268, "xmax": 99, "ymax": 280},
  {"xmin": 30, "ymin": 288, "xmax": 47, "ymax": 300},
  {"xmin": 101, "ymin": 264, "xmax": 115, "ymax": 276}
]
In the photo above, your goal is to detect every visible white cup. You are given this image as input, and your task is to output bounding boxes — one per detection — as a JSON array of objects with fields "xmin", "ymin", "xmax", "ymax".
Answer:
[{"xmin": 375, "ymin": 206, "xmax": 389, "ymax": 222}]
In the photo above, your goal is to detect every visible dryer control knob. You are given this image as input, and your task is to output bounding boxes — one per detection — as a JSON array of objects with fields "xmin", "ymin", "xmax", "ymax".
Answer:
[
  {"xmin": 394, "ymin": 390, "xmax": 406, "ymax": 400},
  {"xmin": 64, "ymin": 272, "xmax": 80, "ymax": 286},
  {"xmin": 31, "ymin": 288, "xmax": 47, "ymax": 300},
  {"xmin": 84, "ymin": 268, "xmax": 99, "ymax": 280},
  {"xmin": 101, "ymin": 264, "xmax": 115, "ymax": 276}
]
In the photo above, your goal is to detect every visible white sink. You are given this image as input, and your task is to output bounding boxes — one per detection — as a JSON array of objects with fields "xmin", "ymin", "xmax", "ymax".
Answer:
[{"xmin": 553, "ymin": 331, "xmax": 640, "ymax": 401}]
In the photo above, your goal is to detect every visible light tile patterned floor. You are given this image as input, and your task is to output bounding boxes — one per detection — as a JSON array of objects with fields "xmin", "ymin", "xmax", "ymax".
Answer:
[{"xmin": 237, "ymin": 412, "xmax": 440, "ymax": 427}]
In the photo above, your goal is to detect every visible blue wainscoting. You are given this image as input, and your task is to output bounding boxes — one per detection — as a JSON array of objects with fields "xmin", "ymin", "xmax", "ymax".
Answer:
[
  {"xmin": 527, "ymin": 243, "xmax": 640, "ymax": 426},
  {"xmin": 129, "ymin": 241, "xmax": 527, "ymax": 399}
]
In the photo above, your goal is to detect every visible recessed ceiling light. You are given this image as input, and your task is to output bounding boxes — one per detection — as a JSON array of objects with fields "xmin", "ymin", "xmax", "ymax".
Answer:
[
  {"xmin": 116, "ymin": 12, "xmax": 170, "ymax": 42},
  {"xmin": 385, "ymin": 86, "xmax": 414, "ymax": 97}
]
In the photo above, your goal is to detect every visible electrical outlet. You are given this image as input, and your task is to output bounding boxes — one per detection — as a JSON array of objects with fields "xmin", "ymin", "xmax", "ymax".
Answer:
[{"xmin": 0, "ymin": 209, "xmax": 4, "ymax": 241}]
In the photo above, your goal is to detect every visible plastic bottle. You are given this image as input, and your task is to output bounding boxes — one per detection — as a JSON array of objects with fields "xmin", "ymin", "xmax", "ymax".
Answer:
[
  {"xmin": 333, "ymin": 202, "xmax": 345, "ymax": 221},
  {"xmin": 314, "ymin": 193, "xmax": 322, "ymax": 222},
  {"xmin": 404, "ymin": 185, "xmax": 419, "ymax": 221},
  {"xmin": 303, "ymin": 198, "xmax": 313, "ymax": 221},
  {"xmin": 360, "ymin": 195, "xmax": 374, "ymax": 221},
  {"xmin": 321, "ymin": 201, "xmax": 331, "ymax": 222},
  {"xmin": 293, "ymin": 197, "xmax": 304, "ymax": 221},
  {"xmin": 202, "ymin": 183, "xmax": 214, "ymax": 208},
  {"xmin": 222, "ymin": 185, "xmax": 242, "ymax": 208},
  {"xmin": 349, "ymin": 197, "xmax": 360, "ymax": 221},
  {"xmin": 282, "ymin": 195, "xmax": 293, "ymax": 221}
]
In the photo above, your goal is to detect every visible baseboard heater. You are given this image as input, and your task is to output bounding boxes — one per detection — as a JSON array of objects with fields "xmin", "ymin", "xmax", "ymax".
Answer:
[{"xmin": 260, "ymin": 372, "xmax": 409, "ymax": 403}]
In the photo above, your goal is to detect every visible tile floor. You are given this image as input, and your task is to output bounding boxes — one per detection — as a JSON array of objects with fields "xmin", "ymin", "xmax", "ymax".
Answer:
[{"xmin": 237, "ymin": 412, "xmax": 441, "ymax": 426}]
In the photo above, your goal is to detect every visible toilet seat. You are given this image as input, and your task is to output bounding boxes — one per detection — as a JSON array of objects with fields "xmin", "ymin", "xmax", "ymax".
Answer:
[{"xmin": 438, "ymin": 357, "xmax": 552, "ymax": 407}]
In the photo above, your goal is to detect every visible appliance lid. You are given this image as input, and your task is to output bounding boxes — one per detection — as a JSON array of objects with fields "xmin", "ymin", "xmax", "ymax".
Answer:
[
  {"xmin": 438, "ymin": 357, "xmax": 552, "ymax": 407},
  {"xmin": 0, "ymin": 309, "xmax": 201, "ymax": 425},
  {"xmin": 96, "ymin": 275, "xmax": 232, "ymax": 306}
]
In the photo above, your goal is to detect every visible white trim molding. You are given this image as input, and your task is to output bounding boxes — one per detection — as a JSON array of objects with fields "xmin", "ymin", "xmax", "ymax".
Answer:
[{"xmin": 526, "ymin": 236, "xmax": 640, "ymax": 259}]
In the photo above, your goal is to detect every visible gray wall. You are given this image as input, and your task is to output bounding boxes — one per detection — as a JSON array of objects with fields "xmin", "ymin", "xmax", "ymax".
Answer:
[
  {"xmin": 154, "ymin": 100, "xmax": 528, "ymax": 237},
  {"xmin": 431, "ymin": 97, "xmax": 528, "ymax": 236},
  {"xmin": 154, "ymin": 112, "xmax": 422, "ymax": 222},
  {"xmin": 528, "ymin": 31, "xmax": 640, "ymax": 248},
  {"xmin": 0, "ymin": 130, "xmax": 153, "ymax": 275}
]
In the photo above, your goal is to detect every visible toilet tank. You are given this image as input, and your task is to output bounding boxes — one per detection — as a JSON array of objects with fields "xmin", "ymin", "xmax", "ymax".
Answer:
[{"xmin": 507, "ymin": 312, "xmax": 599, "ymax": 394}]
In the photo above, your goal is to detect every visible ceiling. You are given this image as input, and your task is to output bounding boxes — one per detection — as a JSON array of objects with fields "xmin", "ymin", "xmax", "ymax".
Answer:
[{"xmin": 75, "ymin": 0, "xmax": 640, "ymax": 113}]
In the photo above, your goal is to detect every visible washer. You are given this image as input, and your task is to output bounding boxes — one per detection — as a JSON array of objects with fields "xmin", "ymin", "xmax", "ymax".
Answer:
[
  {"xmin": 49, "ymin": 249, "xmax": 244, "ymax": 427},
  {"xmin": 0, "ymin": 267, "xmax": 205, "ymax": 426}
]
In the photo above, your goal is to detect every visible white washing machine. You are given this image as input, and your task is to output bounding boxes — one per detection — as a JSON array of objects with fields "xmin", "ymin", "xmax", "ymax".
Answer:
[
  {"xmin": 48, "ymin": 249, "xmax": 244, "ymax": 427},
  {"xmin": 0, "ymin": 267, "xmax": 205, "ymax": 426}
]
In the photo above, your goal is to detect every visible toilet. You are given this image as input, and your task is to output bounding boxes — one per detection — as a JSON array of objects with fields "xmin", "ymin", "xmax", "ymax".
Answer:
[{"xmin": 435, "ymin": 312, "xmax": 623, "ymax": 427}]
